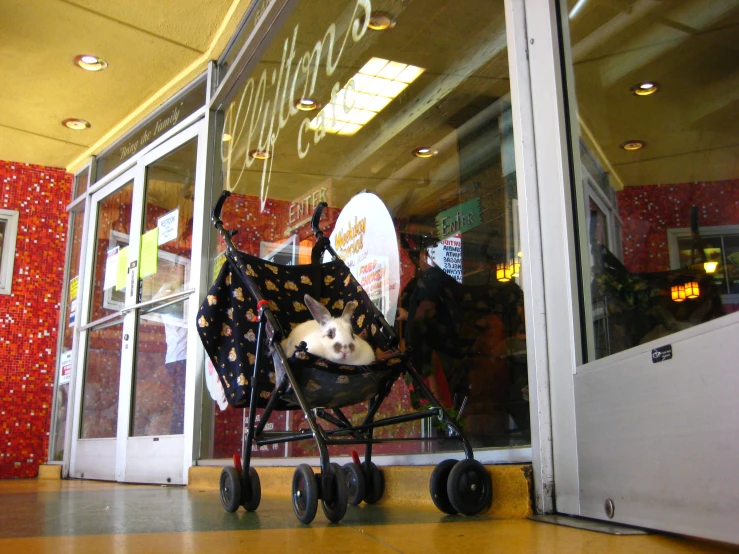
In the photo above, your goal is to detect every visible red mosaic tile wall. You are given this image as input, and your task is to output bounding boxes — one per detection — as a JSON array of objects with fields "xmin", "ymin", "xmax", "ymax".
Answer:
[
  {"xmin": 618, "ymin": 180, "xmax": 739, "ymax": 273},
  {"xmin": 0, "ymin": 161, "xmax": 72, "ymax": 478}
]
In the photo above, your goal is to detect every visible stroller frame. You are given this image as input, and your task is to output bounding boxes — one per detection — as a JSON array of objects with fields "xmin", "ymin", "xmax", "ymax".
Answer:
[{"xmin": 208, "ymin": 191, "xmax": 490, "ymax": 523}]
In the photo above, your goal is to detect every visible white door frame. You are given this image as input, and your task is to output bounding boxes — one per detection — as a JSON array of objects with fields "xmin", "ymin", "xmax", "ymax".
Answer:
[
  {"xmin": 70, "ymin": 167, "xmax": 137, "ymax": 481},
  {"xmin": 70, "ymin": 119, "xmax": 209, "ymax": 484},
  {"xmin": 522, "ymin": 0, "xmax": 739, "ymax": 543}
]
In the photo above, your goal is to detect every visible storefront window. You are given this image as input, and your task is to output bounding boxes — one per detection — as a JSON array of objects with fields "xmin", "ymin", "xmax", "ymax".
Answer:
[
  {"xmin": 50, "ymin": 199, "xmax": 85, "ymax": 460},
  {"xmin": 564, "ymin": 0, "xmax": 739, "ymax": 361},
  {"xmin": 74, "ymin": 165, "xmax": 89, "ymax": 199},
  {"xmin": 212, "ymin": 0, "xmax": 528, "ymax": 458}
]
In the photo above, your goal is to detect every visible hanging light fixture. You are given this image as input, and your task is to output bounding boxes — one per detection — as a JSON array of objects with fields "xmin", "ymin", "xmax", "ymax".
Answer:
[
  {"xmin": 684, "ymin": 281, "xmax": 700, "ymax": 299},
  {"xmin": 704, "ymin": 260, "xmax": 718, "ymax": 274},
  {"xmin": 496, "ymin": 263, "xmax": 511, "ymax": 283},
  {"xmin": 671, "ymin": 285, "xmax": 686, "ymax": 302}
]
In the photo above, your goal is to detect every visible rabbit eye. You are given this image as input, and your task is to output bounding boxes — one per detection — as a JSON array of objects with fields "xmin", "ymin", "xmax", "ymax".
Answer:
[{"xmin": 326, "ymin": 328, "xmax": 335, "ymax": 339}]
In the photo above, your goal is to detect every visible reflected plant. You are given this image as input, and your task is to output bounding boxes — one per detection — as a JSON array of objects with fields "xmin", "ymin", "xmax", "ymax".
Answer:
[{"xmin": 597, "ymin": 271, "xmax": 653, "ymax": 312}]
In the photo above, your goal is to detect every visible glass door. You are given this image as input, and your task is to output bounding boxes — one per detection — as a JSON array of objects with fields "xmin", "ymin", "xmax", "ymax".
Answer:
[
  {"xmin": 122, "ymin": 128, "xmax": 199, "ymax": 484},
  {"xmin": 71, "ymin": 121, "xmax": 204, "ymax": 484},
  {"xmin": 72, "ymin": 170, "xmax": 135, "ymax": 481},
  {"xmin": 529, "ymin": 0, "xmax": 739, "ymax": 543}
]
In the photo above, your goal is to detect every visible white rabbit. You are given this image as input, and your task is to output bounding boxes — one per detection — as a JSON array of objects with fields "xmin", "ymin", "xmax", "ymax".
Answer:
[{"xmin": 281, "ymin": 294, "xmax": 376, "ymax": 365}]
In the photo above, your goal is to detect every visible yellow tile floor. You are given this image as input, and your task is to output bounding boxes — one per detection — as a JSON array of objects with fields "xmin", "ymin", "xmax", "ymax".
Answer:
[{"xmin": 0, "ymin": 479, "xmax": 736, "ymax": 553}]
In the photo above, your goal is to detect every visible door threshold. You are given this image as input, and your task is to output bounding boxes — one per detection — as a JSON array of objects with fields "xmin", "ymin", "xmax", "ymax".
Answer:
[{"xmin": 529, "ymin": 514, "xmax": 649, "ymax": 535}]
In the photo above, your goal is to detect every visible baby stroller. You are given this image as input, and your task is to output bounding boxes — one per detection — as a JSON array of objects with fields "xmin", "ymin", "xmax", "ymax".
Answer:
[{"xmin": 197, "ymin": 191, "xmax": 492, "ymax": 524}]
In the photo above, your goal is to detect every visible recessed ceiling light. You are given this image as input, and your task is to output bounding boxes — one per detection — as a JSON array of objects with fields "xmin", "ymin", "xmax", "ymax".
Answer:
[
  {"xmin": 295, "ymin": 98, "xmax": 321, "ymax": 111},
  {"xmin": 620, "ymin": 140, "xmax": 645, "ymax": 151},
  {"xmin": 222, "ymin": 133, "xmax": 232, "ymax": 142},
  {"xmin": 73, "ymin": 55, "xmax": 107, "ymax": 72},
  {"xmin": 412, "ymin": 147, "xmax": 437, "ymax": 158},
  {"xmin": 308, "ymin": 57, "xmax": 425, "ymax": 136},
  {"xmin": 250, "ymin": 149, "xmax": 271, "ymax": 160},
  {"xmin": 367, "ymin": 11, "xmax": 396, "ymax": 31},
  {"xmin": 62, "ymin": 118, "xmax": 91, "ymax": 130},
  {"xmin": 630, "ymin": 82, "xmax": 659, "ymax": 96}
]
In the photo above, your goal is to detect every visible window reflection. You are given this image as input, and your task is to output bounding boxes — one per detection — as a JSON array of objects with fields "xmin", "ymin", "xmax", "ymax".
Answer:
[
  {"xmin": 212, "ymin": 0, "xmax": 530, "ymax": 457},
  {"xmin": 567, "ymin": 0, "xmax": 739, "ymax": 359}
]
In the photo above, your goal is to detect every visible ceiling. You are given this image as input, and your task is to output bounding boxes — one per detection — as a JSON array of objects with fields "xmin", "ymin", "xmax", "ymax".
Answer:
[
  {"xmin": 569, "ymin": 0, "xmax": 739, "ymax": 188},
  {"xmin": 0, "ymin": 0, "xmax": 253, "ymax": 172}
]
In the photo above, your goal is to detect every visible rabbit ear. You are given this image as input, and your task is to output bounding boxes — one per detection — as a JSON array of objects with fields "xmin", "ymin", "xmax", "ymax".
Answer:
[
  {"xmin": 304, "ymin": 294, "xmax": 331, "ymax": 326},
  {"xmin": 341, "ymin": 301, "xmax": 358, "ymax": 322}
]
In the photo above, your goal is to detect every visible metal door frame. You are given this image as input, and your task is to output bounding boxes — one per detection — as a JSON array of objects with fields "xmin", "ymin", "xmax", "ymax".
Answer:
[
  {"xmin": 70, "ymin": 119, "xmax": 209, "ymax": 484},
  {"xmin": 522, "ymin": 0, "xmax": 739, "ymax": 543}
]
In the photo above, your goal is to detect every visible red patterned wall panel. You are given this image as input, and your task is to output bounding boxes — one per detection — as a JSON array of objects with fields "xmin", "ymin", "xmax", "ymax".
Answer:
[
  {"xmin": 0, "ymin": 161, "xmax": 72, "ymax": 478},
  {"xmin": 618, "ymin": 180, "xmax": 739, "ymax": 273}
]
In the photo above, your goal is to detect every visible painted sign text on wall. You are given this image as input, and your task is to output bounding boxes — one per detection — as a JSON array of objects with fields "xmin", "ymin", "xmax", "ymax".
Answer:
[
  {"xmin": 435, "ymin": 198, "xmax": 483, "ymax": 240},
  {"xmin": 286, "ymin": 181, "xmax": 332, "ymax": 233}
]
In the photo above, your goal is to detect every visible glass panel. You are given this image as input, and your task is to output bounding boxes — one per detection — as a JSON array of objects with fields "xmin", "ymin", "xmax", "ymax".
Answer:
[
  {"xmin": 50, "ymin": 205, "xmax": 86, "ymax": 460},
  {"xmin": 80, "ymin": 321, "xmax": 124, "ymax": 438},
  {"xmin": 0, "ymin": 220, "xmax": 5, "ymax": 261},
  {"xmin": 74, "ymin": 166, "xmax": 89, "ymax": 199},
  {"xmin": 89, "ymin": 182, "xmax": 134, "ymax": 322},
  {"xmin": 565, "ymin": 0, "xmax": 739, "ymax": 360},
  {"xmin": 131, "ymin": 299, "xmax": 189, "ymax": 436},
  {"xmin": 139, "ymin": 139, "xmax": 197, "ymax": 304},
  {"xmin": 212, "ymin": 0, "xmax": 527, "ymax": 457}
]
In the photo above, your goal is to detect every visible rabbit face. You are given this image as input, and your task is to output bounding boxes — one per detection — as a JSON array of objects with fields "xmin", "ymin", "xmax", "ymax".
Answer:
[
  {"xmin": 304, "ymin": 294, "xmax": 362, "ymax": 362},
  {"xmin": 322, "ymin": 318, "xmax": 359, "ymax": 362}
]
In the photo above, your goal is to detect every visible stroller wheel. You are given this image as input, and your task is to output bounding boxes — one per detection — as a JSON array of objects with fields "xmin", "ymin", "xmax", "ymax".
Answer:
[
  {"xmin": 447, "ymin": 459, "xmax": 493, "ymax": 516},
  {"xmin": 220, "ymin": 467, "xmax": 242, "ymax": 513},
  {"xmin": 342, "ymin": 462, "xmax": 365, "ymax": 506},
  {"xmin": 241, "ymin": 466, "xmax": 261, "ymax": 512},
  {"xmin": 321, "ymin": 463, "xmax": 348, "ymax": 523},
  {"xmin": 292, "ymin": 464, "xmax": 319, "ymax": 524},
  {"xmin": 429, "ymin": 459, "xmax": 459, "ymax": 515},
  {"xmin": 362, "ymin": 462, "xmax": 385, "ymax": 505}
]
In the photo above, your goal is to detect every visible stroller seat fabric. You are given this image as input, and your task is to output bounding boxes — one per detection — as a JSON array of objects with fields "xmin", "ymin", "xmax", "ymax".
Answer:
[{"xmin": 197, "ymin": 251, "xmax": 402, "ymax": 410}]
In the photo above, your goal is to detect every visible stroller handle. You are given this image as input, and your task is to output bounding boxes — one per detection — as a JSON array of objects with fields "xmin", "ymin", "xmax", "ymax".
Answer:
[
  {"xmin": 311, "ymin": 201, "xmax": 328, "ymax": 237},
  {"xmin": 212, "ymin": 190, "xmax": 230, "ymax": 227},
  {"xmin": 212, "ymin": 190, "xmax": 239, "ymax": 253}
]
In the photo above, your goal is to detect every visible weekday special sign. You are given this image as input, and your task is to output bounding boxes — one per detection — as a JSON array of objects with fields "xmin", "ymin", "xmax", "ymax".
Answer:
[{"xmin": 329, "ymin": 192, "xmax": 399, "ymax": 323}]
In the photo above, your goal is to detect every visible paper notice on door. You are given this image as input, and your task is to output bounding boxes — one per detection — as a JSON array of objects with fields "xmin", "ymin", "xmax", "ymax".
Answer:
[
  {"xmin": 69, "ymin": 276, "xmax": 79, "ymax": 301},
  {"xmin": 139, "ymin": 228, "xmax": 159, "ymax": 279},
  {"xmin": 103, "ymin": 247, "xmax": 118, "ymax": 290},
  {"xmin": 116, "ymin": 246, "xmax": 129, "ymax": 291},
  {"xmin": 157, "ymin": 208, "xmax": 179, "ymax": 245},
  {"xmin": 59, "ymin": 350, "xmax": 73, "ymax": 385}
]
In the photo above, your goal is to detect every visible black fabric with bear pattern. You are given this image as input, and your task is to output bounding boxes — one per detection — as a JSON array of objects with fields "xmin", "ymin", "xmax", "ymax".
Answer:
[{"xmin": 197, "ymin": 250, "xmax": 403, "ymax": 410}]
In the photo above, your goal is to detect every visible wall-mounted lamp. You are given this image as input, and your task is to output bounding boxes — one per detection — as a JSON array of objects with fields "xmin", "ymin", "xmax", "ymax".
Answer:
[{"xmin": 511, "ymin": 260, "xmax": 521, "ymax": 277}]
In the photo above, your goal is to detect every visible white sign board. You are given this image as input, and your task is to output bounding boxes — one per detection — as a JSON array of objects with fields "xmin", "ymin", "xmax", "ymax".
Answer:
[
  {"xmin": 429, "ymin": 234, "xmax": 463, "ymax": 283},
  {"xmin": 103, "ymin": 247, "xmax": 118, "ymax": 290},
  {"xmin": 157, "ymin": 208, "xmax": 179, "ymax": 245},
  {"xmin": 329, "ymin": 193, "xmax": 400, "ymax": 323},
  {"xmin": 59, "ymin": 350, "xmax": 73, "ymax": 385}
]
